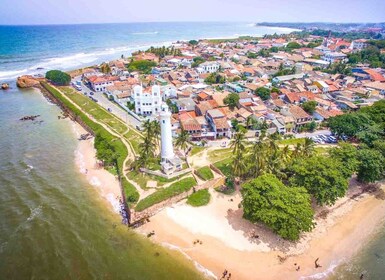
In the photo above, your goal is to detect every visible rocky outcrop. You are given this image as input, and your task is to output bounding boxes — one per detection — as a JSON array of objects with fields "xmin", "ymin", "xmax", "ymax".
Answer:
[
  {"xmin": 1, "ymin": 83, "xmax": 10, "ymax": 90},
  {"xmin": 16, "ymin": 75, "xmax": 44, "ymax": 88}
]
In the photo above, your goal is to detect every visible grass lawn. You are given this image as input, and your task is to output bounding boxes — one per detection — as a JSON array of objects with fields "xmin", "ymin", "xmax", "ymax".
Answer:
[
  {"xmin": 208, "ymin": 148, "xmax": 233, "ymax": 163},
  {"xmin": 135, "ymin": 177, "xmax": 196, "ymax": 212},
  {"xmin": 277, "ymin": 138, "xmax": 305, "ymax": 146},
  {"xmin": 42, "ymin": 83, "xmax": 139, "ymax": 204},
  {"xmin": 60, "ymin": 86, "xmax": 128, "ymax": 134},
  {"xmin": 187, "ymin": 189, "xmax": 210, "ymax": 207},
  {"xmin": 196, "ymin": 166, "xmax": 214, "ymax": 181},
  {"xmin": 126, "ymin": 170, "xmax": 182, "ymax": 190},
  {"xmin": 123, "ymin": 130, "xmax": 142, "ymax": 155},
  {"xmin": 213, "ymin": 158, "xmax": 232, "ymax": 177},
  {"xmin": 190, "ymin": 146, "xmax": 205, "ymax": 156}
]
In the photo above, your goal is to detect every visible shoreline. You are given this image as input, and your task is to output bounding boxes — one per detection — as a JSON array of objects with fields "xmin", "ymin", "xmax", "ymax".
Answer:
[
  {"xmin": 135, "ymin": 185, "xmax": 385, "ymax": 280},
  {"xmin": 70, "ymin": 120, "xmax": 122, "ymax": 214}
]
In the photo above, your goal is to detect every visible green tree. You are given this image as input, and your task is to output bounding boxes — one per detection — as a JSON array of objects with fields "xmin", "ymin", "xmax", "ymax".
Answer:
[
  {"xmin": 328, "ymin": 113, "xmax": 373, "ymax": 138},
  {"xmin": 224, "ymin": 93, "xmax": 240, "ymax": 109},
  {"xmin": 127, "ymin": 60, "xmax": 157, "ymax": 74},
  {"xmin": 100, "ymin": 63, "xmax": 111, "ymax": 74},
  {"xmin": 192, "ymin": 56, "xmax": 205, "ymax": 67},
  {"xmin": 329, "ymin": 143, "xmax": 359, "ymax": 178},
  {"xmin": 289, "ymin": 156, "xmax": 349, "ymax": 206},
  {"xmin": 357, "ymin": 149, "xmax": 385, "ymax": 183},
  {"xmin": 45, "ymin": 70, "xmax": 71, "ymax": 86},
  {"xmin": 175, "ymin": 129, "xmax": 190, "ymax": 157},
  {"xmin": 301, "ymin": 101, "xmax": 317, "ymax": 114},
  {"xmin": 230, "ymin": 130, "xmax": 246, "ymax": 154},
  {"xmin": 204, "ymin": 73, "xmax": 225, "ymax": 85},
  {"xmin": 242, "ymin": 174, "xmax": 315, "ymax": 241},
  {"xmin": 286, "ymin": 42, "xmax": 302, "ymax": 50},
  {"xmin": 255, "ymin": 87, "xmax": 271, "ymax": 101},
  {"xmin": 189, "ymin": 40, "xmax": 199, "ymax": 46}
]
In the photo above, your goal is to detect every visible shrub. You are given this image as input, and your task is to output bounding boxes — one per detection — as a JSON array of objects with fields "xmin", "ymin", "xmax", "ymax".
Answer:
[
  {"xmin": 187, "ymin": 189, "xmax": 211, "ymax": 207},
  {"xmin": 45, "ymin": 70, "xmax": 71, "ymax": 86}
]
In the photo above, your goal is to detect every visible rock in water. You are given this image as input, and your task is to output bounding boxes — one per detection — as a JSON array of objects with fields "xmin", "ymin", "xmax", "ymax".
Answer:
[{"xmin": 16, "ymin": 75, "xmax": 42, "ymax": 88}]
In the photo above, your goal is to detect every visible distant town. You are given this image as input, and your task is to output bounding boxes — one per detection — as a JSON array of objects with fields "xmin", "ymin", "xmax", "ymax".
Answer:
[{"xmin": 68, "ymin": 28, "xmax": 384, "ymax": 144}]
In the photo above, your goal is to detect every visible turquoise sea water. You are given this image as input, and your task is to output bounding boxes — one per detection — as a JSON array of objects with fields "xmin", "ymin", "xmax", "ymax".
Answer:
[{"xmin": 0, "ymin": 22, "xmax": 295, "ymax": 81}]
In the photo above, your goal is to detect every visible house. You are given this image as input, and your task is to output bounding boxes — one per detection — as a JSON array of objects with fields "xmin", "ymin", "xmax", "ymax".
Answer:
[
  {"xmin": 87, "ymin": 75, "xmax": 118, "ymax": 92},
  {"xmin": 173, "ymin": 98, "xmax": 196, "ymax": 112},
  {"xmin": 133, "ymin": 85, "xmax": 162, "ymax": 116},
  {"xmin": 314, "ymin": 80, "xmax": 330, "ymax": 93},
  {"xmin": 313, "ymin": 108, "xmax": 343, "ymax": 121},
  {"xmin": 283, "ymin": 105, "xmax": 312, "ymax": 131},
  {"xmin": 350, "ymin": 39, "xmax": 368, "ymax": 51},
  {"xmin": 364, "ymin": 81, "xmax": 385, "ymax": 95},
  {"xmin": 197, "ymin": 61, "xmax": 220, "ymax": 73},
  {"xmin": 206, "ymin": 109, "xmax": 232, "ymax": 138},
  {"xmin": 321, "ymin": 52, "xmax": 347, "ymax": 64}
]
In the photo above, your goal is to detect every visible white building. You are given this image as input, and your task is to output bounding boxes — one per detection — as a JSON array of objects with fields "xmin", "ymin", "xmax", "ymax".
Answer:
[
  {"xmin": 159, "ymin": 104, "xmax": 182, "ymax": 174},
  {"xmin": 133, "ymin": 85, "xmax": 162, "ymax": 116},
  {"xmin": 322, "ymin": 52, "xmax": 347, "ymax": 64},
  {"xmin": 197, "ymin": 61, "xmax": 220, "ymax": 74},
  {"xmin": 350, "ymin": 39, "xmax": 368, "ymax": 51},
  {"xmin": 162, "ymin": 85, "xmax": 177, "ymax": 100}
]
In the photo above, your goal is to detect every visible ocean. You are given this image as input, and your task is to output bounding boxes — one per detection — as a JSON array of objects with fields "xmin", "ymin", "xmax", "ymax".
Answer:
[{"xmin": 0, "ymin": 22, "xmax": 295, "ymax": 81}]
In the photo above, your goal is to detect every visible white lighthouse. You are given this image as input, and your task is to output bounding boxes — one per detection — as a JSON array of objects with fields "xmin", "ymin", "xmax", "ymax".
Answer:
[{"xmin": 159, "ymin": 103, "xmax": 174, "ymax": 162}]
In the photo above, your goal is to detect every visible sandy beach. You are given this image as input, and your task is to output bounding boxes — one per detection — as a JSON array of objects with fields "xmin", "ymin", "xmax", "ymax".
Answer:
[
  {"xmin": 64, "ymin": 114, "xmax": 385, "ymax": 280},
  {"xmin": 136, "ymin": 185, "xmax": 385, "ymax": 280},
  {"xmin": 71, "ymin": 122, "xmax": 122, "ymax": 214}
]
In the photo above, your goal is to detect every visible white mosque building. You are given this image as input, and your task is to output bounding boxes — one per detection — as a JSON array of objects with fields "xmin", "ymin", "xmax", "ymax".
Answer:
[{"xmin": 159, "ymin": 103, "xmax": 182, "ymax": 175}]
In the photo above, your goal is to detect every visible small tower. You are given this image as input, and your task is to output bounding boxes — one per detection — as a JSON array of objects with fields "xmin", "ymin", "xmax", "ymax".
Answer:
[{"xmin": 159, "ymin": 103, "xmax": 174, "ymax": 162}]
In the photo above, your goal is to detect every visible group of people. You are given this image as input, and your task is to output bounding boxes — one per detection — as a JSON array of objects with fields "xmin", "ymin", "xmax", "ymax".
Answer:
[
  {"xmin": 193, "ymin": 239, "xmax": 203, "ymax": 245},
  {"xmin": 220, "ymin": 269, "xmax": 231, "ymax": 279}
]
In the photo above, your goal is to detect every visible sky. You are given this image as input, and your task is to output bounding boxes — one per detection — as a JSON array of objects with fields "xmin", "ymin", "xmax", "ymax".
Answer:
[{"xmin": 1, "ymin": 0, "xmax": 385, "ymax": 25}]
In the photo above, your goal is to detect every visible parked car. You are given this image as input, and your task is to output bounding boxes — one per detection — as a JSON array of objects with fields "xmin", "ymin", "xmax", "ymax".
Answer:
[{"xmin": 90, "ymin": 92, "xmax": 94, "ymax": 96}]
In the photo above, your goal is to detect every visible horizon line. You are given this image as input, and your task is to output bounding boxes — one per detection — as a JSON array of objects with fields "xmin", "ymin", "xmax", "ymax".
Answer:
[{"xmin": 1, "ymin": 20, "xmax": 385, "ymax": 27}]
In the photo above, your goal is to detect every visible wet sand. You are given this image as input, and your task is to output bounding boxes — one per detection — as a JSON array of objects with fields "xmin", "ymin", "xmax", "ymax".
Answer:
[{"xmin": 71, "ymin": 122, "xmax": 122, "ymax": 213}]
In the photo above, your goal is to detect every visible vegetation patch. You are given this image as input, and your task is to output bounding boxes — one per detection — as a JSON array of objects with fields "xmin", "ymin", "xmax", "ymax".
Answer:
[
  {"xmin": 196, "ymin": 166, "xmax": 214, "ymax": 181},
  {"xmin": 187, "ymin": 189, "xmax": 211, "ymax": 207},
  {"xmin": 41, "ymin": 82, "xmax": 139, "ymax": 204},
  {"xmin": 215, "ymin": 177, "xmax": 235, "ymax": 195},
  {"xmin": 213, "ymin": 158, "xmax": 232, "ymax": 177},
  {"xmin": 135, "ymin": 177, "xmax": 196, "ymax": 212}
]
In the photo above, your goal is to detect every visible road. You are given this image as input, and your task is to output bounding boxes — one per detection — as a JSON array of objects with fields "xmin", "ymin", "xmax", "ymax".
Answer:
[
  {"xmin": 72, "ymin": 77, "xmax": 142, "ymax": 128},
  {"xmin": 294, "ymin": 129, "xmax": 331, "ymax": 139}
]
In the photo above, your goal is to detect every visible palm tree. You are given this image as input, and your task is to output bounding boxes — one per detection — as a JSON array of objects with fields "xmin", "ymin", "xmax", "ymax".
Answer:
[
  {"xmin": 232, "ymin": 152, "xmax": 246, "ymax": 179},
  {"xmin": 151, "ymin": 120, "xmax": 161, "ymax": 147},
  {"xmin": 230, "ymin": 130, "xmax": 246, "ymax": 154},
  {"xmin": 175, "ymin": 129, "xmax": 190, "ymax": 157},
  {"xmin": 301, "ymin": 138, "xmax": 315, "ymax": 157}
]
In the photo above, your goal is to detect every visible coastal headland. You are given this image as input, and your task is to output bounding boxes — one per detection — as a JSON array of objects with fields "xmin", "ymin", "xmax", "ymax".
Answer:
[{"xmin": 16, "ymin": 27, "xmax": 385, "ymax": 279}]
